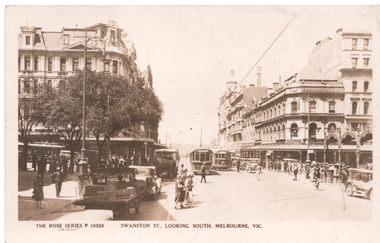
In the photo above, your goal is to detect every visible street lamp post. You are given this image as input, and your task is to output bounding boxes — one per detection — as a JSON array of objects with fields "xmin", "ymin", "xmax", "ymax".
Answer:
[{"xmin": 79, "ymin": 27, "xmax": 107, "ymax": 174}]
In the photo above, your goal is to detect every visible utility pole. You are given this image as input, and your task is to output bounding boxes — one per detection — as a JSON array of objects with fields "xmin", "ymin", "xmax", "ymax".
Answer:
[
  {"xmin": 306, "ymin": 90, "xmax": 311, "ymax": 163},
  {"xmin": 200, "ymin": 129, "xmax": 203, "ymax": 147}
]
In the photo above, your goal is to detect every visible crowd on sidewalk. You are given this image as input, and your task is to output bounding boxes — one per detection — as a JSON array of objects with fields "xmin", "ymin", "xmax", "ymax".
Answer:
[{"xmin": 174, "ymin": 164, "xmax": 195, "ymax": 210}]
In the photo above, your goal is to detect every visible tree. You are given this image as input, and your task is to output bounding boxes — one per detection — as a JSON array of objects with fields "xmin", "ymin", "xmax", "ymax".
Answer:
[
  {"xmin": 18, "ymin": 97, "xmax": 44, "ymax": 171},
  {"xmin": 85, "ymin": 71, "xmax": 131, "ymax": 163},
  {"xmin": 36, "ymin": 73, "xmax": 84, "ymax": 173}
]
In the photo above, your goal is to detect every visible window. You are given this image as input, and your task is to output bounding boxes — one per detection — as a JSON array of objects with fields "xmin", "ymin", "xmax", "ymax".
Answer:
[
  {"xmin": 60, "ymin": 58, "xmax": 66, "ymax": 71},
  {"xmin": 25, "ymin": 36, "xmax": 31, "ymax": 45},
  {"xmin": 364, "ymin": 39, "xmax": 369, "ymax": 50},
  {"xmin": 104, "ymin": 62, "xmax": 110, "ymax": 72},
  {"xmin": 364, "ymin": 81, "xmax": 369, "ymax": 92},
  {"xmin": 72, "ymin": 58, "xmax": 79, "ymax": 71},
  {"xmin": 328, "ymin": 123, "xmax": 336, "ymax": 132},
  {"xmin": 291, "ymin": 124, "xmax": 298, "ymax": 138},
  {"xmin": 34, "ymin": 56, "xmax": 38, "ymax": 71},
  {"xmin": 291, "ymin": 102, "xmax": 297, "ymax": 114},
  {"xmin": 329, "ymin": 102, "xmax": 335, "ymax": 113},
  {"xmin": 24, "ymin": 56, "xmax": 31, "ymax": 70},
  {"xmin": 110, "ymin": 30, "xmax": 115, "ymax": 44},
  {"xmin": 352, "ymin": 81, "xmax": 357, "ymax": 92},
  {"xmin": 352, "ymin": 58, "xmax": 357, "ymax": 69},
  {"xmin": 364, "ymin": 102, "xmax": 369, "ymax": 115},
  {"xmin": 309, "ymin": 101, "xmax": 316, "ymax": 113},
  {"xmin": 24, "ymin": 80, "xmax": 31, "ymax": 94},
  {"xmin": 351, "ymin": 123, "xmax": 358, "ymax": 131},
  {"xmin": 363, "ymin": 58, "xmax": 369, "ymax": 69},
  {"xmin": 309, "ymin": 123, "xmax": 317, "ymax": 140},
  {"xmin": 18, "ymin": 57, "xmax": 21, "ymax": 70},
  {"xmin": 283, "ymin": 103, "xmax": 286, "ymax": 114},
  {"xmin": 33, "ymin": 79, "xmax": 38, "ymax": 95},
  {"xmin": 48, "ymin": 58, "xmax": 53, "ymax": 71},
  {"xmin": 352, "ymin": 102, "xmax": 357, "ymax": 115},
  {"xmin": 101, "ymin": 30, "xmax": 105, "ymax": 38},
  {"xmin": 63, "ymin": 35, "xmax": 69, "ymax": 45},
  {"xmin": 352, "ymin": 39, "xmax": 357, "ymax": 50},
  {"xmin": 113, "ymin": 60, "xmax": 118, "ymax": 73},
  {"xmin": 18, "ymin": 79, "xmax": 21, "ymax": 94},
  {"xmin": 86, "ymin": 58, "xmax": 92, "ymax": 70}
]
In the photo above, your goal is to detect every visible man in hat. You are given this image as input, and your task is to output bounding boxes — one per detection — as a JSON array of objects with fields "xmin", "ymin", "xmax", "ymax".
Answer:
[
  {"xmin": 50, "ymin": 168, "xmax": 64, "ymax": 198},
  {"xmin": 200, "ymin": 162, "xmax": 206, "ymax": 183}
]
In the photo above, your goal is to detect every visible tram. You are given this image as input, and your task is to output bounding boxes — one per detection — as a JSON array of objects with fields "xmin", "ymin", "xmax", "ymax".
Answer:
[
  {"xmin": 212, "ymin": 149, "xmax": 232, "ymax": 171},
  {"xmin": 190, "ymin": 148, "xmax": 213, "ymax": 175}
]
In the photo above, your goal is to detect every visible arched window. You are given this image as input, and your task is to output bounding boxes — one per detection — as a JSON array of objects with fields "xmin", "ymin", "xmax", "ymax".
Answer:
[
  {"xmin": 352, "ymin": 102, "xmax": 357, "ymax": 115},
  {"xmin": 352, "ymin": 81, "xmax": 357, "ymax": 92},
  {"xmin": 291, "ymin": 124, "xmax": 298, "ymax": 138},
  {"xmin": 364, "ymin": 81, "xmax": 369, "ymax": 92},
  {"xmin": 277, "ymin": 125, "xmax": 281, "ymax": 138},
  {"xmin": 274, "ymin": 107, "xmax": 277, "ymax": 117},
  {"xmin": 309, "ymin": 123, "xmax": 317, "ymax": 140},
  {"xmin": 329, "ymin": 102, "xmax": 335, "ymax": 113},
  {"xmin": 309, "ymin": 101, "xmax": 316, "ymax": 113},
  {"xmin": 291, "ymin": 102, "xmax": 297, "ymax": 114},
  {"xmin": 283, "ymin": 103, "xmax": 286, "ymax": 114},
  {"xmin": 364, "ymin": 102, "xmax": 369, "ymax": 115}
]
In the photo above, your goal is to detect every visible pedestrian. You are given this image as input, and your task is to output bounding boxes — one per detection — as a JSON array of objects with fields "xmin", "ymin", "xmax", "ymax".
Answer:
[
  {"xmin": 33, "ymin": 174, "xmax": 44, "ymax": 209},
  {"xmin": 293, "ymin": 162, "xmax": 298, "ymax": 180},
  {"xmin": 236, "ymin": 159, "xmax": 240, "ymax": 172},
  {"xmin": 305, "ymin": 163, "xmax": 310, "ymax": 179},
  {"xmin": 200, "ymin": 162, "xmax": 206, "ymax": 183},
  {"xmin": 179, "ymin": 176, "xmax": 186, "ymax": 208},
  {"xmin": 174, "ymin": 175, "xmax": 182, "ymax": 209},
  {"xmin": 179, "ymin": 164, "xmax": 185, "ymax": 176},
  {"xmin": 32, "ymin": 151, "xmax": 37, "ymax": 171},
  {"xmin": 186, "ymin": 175, "xmax": 194, "ymax": 206},
  {"xmin": 38, "ymin": 154, "xmax": 48, "ymax": 179},
  {"xmin": 256, "ymin": 165, "xmax": 262, "ymax": 181},
  {"xmin": 314, "ymin": 165, "xmax": 320, "ymax": 190},
  {"xmin": 181, "ymin": 168, "xmax": 188, "ymax": 179},
  {"xmin": 50, "ymin": 167, "xmax": 64, "ymax": 198},
  {"xmin": 341, "ymin": 165, "xmax": 349, "ymax": 185}
]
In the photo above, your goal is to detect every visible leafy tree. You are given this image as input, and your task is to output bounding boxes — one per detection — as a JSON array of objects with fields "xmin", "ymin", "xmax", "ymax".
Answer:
[
  {"xmin": 18, "ymin": 97, "xmax": 44, "ymax": 171},
  {"xmin": 36, "ymin": 74, "xmax": 84, "ymax": 173}
]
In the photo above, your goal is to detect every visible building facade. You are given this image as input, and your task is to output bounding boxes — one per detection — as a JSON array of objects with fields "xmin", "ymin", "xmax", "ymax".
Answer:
[
  {"xmin": 217, "ymin": 28, "xmax": 372, "ymax": 170},
  {"xmin": 18, "ymin": 21, "xmax": 165, "ymax": 162}
]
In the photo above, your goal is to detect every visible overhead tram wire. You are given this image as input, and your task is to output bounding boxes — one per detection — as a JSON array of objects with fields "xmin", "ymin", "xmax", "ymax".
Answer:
[{"xmin": 200, "ymin": 16, "xmax": 296, "ymax": 130}]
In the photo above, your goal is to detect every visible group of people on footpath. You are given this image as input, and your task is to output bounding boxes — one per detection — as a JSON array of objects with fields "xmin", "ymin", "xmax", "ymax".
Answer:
[
  {"xmin": 95, "ymin": 153, "xmax": 151, "ymax": 169},
  {"xmin": 174, "ymin": 164, "xmax": 195, "ymax": 210}
]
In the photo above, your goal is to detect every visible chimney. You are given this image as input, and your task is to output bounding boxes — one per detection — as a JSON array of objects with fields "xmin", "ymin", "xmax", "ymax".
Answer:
[
  {"xmin": 257, "ymin": 67, "xmax": 261, "ymax": 86},
  {"xmin": 226, "ymin": 69, "xmax": 238, "ymax": 92},
  {"xmin": 279, "ymin": 76, "xmax": 281, "ymax": 86},
  {"xmin": 336, "ymin": 28, "xmax": 343, "ymax": 35}
]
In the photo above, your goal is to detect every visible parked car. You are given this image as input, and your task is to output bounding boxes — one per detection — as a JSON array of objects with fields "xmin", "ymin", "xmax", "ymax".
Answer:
[
  {"xmin": 346, "ymin": 168, "xmax": 373, "ymax": 202},
  {"xmin": 73, "ymin": 167, "xmax": 140, "ymax": 220},
  {"xmin": 246, "ymin": 158, "xmax": 260, "ymax": 173},
  {"xmin": 129, "ymin": 166, "xmax": 162, "ymax": 200}
]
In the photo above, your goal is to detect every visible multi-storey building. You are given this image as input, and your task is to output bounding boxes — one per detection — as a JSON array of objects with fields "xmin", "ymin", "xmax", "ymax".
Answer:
[
  {"xmin": 18, "ymin": 20, "xmax": 165, "ymax": 160},
  {"xmin": 217, "ymin": 70, "xmax": 268, "ymax": 150},
  {"xmin": 308, "ymin": 28, "xmax": 373, "ymax": 168},
  {"xmin": 235, "ymin": 28, "xmax": 372, "ymax": 170}
]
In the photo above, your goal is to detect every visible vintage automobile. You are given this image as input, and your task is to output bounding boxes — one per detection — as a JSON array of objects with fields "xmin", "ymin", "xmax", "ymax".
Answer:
[
  {"xmin": 246, "ymin": 158, "xmax": 260, "ymax": 173},
  {"xmin": 346, "ymin": 168, "xmax": 373, "ymax": 201},
  {"xmin": 153, "ymin": 149, "xmax": 180, "ymax": 178},
  {"xmin": 129, "ymin": 166, "xmax": 162, "ymax": 200},
  {"xmin": 73, "ymin": 167, "xmax": 140, "ymax": 220}
]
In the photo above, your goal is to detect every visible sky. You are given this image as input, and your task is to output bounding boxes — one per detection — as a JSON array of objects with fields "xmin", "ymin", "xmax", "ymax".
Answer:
[{"xmin": 5, "ymin": 5, "xmax": 378, "ymax": 146}]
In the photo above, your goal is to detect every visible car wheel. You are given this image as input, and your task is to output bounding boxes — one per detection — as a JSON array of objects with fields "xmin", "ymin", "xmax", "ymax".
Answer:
[
  {"xmin": 135, "ymin": 203, "xmax": 139, "ymax": 214},
  {"xmin": 369, "ymin": 189, "xmax": 373, "ymax": 202},
  {"xmin": 346, "ymin": 183, "xmax": 354, "ymax": 196},
  {"xmin": 152, "ymin": 192, "xmax": 157, "ymax": 200}
]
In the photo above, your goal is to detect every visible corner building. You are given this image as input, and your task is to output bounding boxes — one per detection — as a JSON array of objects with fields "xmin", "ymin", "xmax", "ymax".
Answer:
[{"xmin": 18, "ymin": 21, "xmax": 165, "ymax": 161}]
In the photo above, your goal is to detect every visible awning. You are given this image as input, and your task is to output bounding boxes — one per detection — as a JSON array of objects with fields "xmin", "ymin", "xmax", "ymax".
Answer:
[{"xmin": 18, "ymin": 142, "xmax": 64, "ymax": 148}]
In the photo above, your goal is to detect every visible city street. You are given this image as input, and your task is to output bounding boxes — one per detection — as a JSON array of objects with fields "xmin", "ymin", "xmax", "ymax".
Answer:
[
  {"xmin": 129, "ymin": 157, "xmax": 372, "ymax": 221},
  {"xmin": 18, "ymin": 158, "xmax": 372, "ymax": 221}
]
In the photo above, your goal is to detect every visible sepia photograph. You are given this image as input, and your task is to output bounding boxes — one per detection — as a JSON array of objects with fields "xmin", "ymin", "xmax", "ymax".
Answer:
[{"xmin": 4, "ymin": 4, "xmax": 379, "ymax": 243}]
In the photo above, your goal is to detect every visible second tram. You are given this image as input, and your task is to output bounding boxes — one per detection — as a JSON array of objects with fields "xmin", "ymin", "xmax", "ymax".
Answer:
[
  {"xmin": 190, "ymin": 148, "xmax": 213, "ymax": 175},
  {"xmin": 212, "ymin": 149, "xmax": 232, "ymax": 171}
]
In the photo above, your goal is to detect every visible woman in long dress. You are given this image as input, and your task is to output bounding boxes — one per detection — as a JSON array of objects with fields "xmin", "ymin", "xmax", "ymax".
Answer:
[
  {"xmin": 178, "ymin": 177, "xmax": 186, "ymax": 208},
  {"xmin": 186, "ymin": 175, "xmax": 194, "ymax": 206},
  {"xmin": 33, "ymin": 174, "xmax": 44, "ymax": 209}
]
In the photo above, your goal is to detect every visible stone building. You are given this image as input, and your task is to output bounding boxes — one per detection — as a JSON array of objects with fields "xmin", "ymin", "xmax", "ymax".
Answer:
[{"xmin": 18, "ymin": 20, "xmax": 165, "ymax": 162}]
